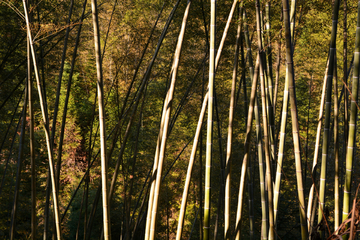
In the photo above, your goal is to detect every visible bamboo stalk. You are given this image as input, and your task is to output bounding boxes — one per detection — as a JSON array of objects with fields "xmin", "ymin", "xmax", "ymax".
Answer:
[
  {"xmin": 273, "ymin": 38, "xmax": 281, "ymax": 114},
  {"xmin": 342, "ymin": 3, "xmax": 360, "ymax": 240},
  {"xmin": 52, "ymin": 0, "xmax": 74, "ymax": 185},
  {"xmin": 22, "ymin": 2, "xmax": 62, "ymax": 238},
  {"xmin": 176, "ymin": 92, "xmax": 208, "ymax": 240},
  {"xmin": 148, "ymin": 2, "xmax": 191, "ymax": 239},
  {"xmin": 307, "ymin": 57, "xmax": 329, "ymax": 231},
  {"xmin": 144, "ymin": 1, "xmax": 182, "ymax": 236},
  {"xmin": 273, "ymin": 70, "xmax": 289, "ymax": 225},
  {"xmin": 28, "ymin": 25, "xmax": 36, "ymax": 240},
  {"xmin": 91, "ymin": 0, "xmax": 110, "ymax": 239},
  {"xmin": 56, "ymin": 0, "xmax": 86, "ymax": 194},
  {"xmin": 204, "ymin": 0, "xmax": 215, "ymax": 237},
  {"xmin": 215, "ymin": 0, "xmax": 240, "ymax": 72},
  {"xmin": 255, "ymin": 1, "xmax": 275, "ymax": 238},
  {"xmin": 343, "ymin": 0, "xmax": 348, "ymax": 159},
  {"xmin": 317, "ymin": 2, "xmax": 340, "ymax": 237},
  {"xmin": 281, "ymin": 0, "xmax": 307, "ymax": 239},
  {"xmin": 9, "ymin": 86, "xmax": 28, "ymax": 240},
  {"xmin": 224, "ymin": 4, "xmax": 242, "ymax": 239},
  {"xmin": 334, "ymin": 53, "xmax": 340, "ymax": 231},
  {"xmin": 235, "ymin": 54, "xmax": 260, "ymax": 240}
]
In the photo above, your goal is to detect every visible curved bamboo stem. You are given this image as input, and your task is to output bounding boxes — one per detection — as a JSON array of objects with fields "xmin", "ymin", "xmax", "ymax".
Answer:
[{"xmin": 148, "ymin": 2, "xmax": 191, "ymax": 239}]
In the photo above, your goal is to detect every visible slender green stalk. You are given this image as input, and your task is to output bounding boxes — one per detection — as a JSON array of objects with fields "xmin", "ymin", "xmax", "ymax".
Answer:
[
  {"xmin": 255, "ymin": 1, "xmax": 275, "ymax": 238},
  {"xmin": 334, "ymin": 54, "xmax": 340, "ymax": 231},
  {"xmin": 235, "ymin": 54, "xmax": 260, "ymax": 240},
  {"xmin": 224, "ymin": 4, "xmax": 242, "ymax": 239},
  {"xmin": 52, "ymin": 0, "xmax": 74, "ymax": 184},
  {"xmin": 274, "ymin": 0, "xmax": 297, "ymax": 229},
  {"xmin": 9, "ymin": 87, "xmax": 27, "ymax": 240},
  {"xmin": 213, "ymin": 90, "xmax": 225, "ymax": 240},
  {"xmin": 243, "ymin": 9, "xmax": 267, "ymax": 239},
  {"xmin": 307, "ymin": 57, "xmax": 329, "ymax": 231},
  {"xmin": 56, "ymin": 0, "xmax": 86, "ymax": 196},
  {"xmin": 343, "ymin": 0, "xmax": 348, "ymax": 154},
  {"xmin": 342, "ymin": 3, "xmax": 360, "ymax": 239},
  {"xmin": 281, "ymin": 0, "xmax": 307, "ymax": 239},
  {"xmin": 273, "ymin": 39, "xmax": 281, "ymax": 113},
  {"xmin": 317, "ymin": 1, "xmax": 340, "ymax": 236},
  {"xmin": 176, "ymin": 92, "xmax": 208, "ymax": 240},
  {"xmin": 23, "ymin": 2, "xmax": 62, "ymax": 239},
  {"xmin": 259, "ymin": 52, "xmax": 275, "ymax": 240},
  {"xmin": 265, "ymin": 3, "xmax": 277, "ymax": 181},
  {"xmin": 204, "ymin": 0, "xmax": 215, "ymax": 237},
  {"xmin": 257, "ymin": 0, "xmax": 276, "ymax": 187},
  {"xmin": 27, "ymin": 22, "xmax": 36, "ymax": 240},
  {"xmin": 91, "ymin": 0, "xmax": 110, "ymax": 239}
]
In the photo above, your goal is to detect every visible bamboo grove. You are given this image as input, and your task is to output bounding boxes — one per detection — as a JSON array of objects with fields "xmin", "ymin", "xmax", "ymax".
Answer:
[{"xmin": 2, "ymin": 0, "xmax": 360, "ymax": 239}]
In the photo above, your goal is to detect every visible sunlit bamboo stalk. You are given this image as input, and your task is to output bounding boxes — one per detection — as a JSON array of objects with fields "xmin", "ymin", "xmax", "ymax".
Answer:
[
  {"xmin": 307, "ymin": 57, "xmax": 329, "ymax": 232},
  {"xmin": 143, "ymin": 1, "xmax": 182, "ymax": 237},
  {"xmin": 255, "ymin": 1, "xmax": 275, "ymax": 238},
  {"xmin": 342, "ymin": 3, "xmax": 360, "ymax": 240},
  {"xmin": 22, "ymin": 2, "xmax": 62, "ymax": 239},
  {"xmin": 91, "ymin": 0, "xmax": 111, "ymax": 239},
  {"xmin": 224, "ymin": 4, "xmax": 242, "ymax": 239},
  {"xmin": 317, "ymin": 2, "xmax": 340, "ymax": 237},
  {"xmin": 148, "ymin": 2, "xmax": 191, "ymax": 239},
  {"xmin": 281, "ymin": 0, "xmax": 307, "ymax": 239},
  {"xmin": 204, "ymin": 0, "xmax": 215, "ymax": 237},
  {"xmin": 176, "ymin": 92, "xmax": 208, "ymax": 240},
  {"xmin": 273, "ymin": 72, "xmax": 288, "ymax": 225}
]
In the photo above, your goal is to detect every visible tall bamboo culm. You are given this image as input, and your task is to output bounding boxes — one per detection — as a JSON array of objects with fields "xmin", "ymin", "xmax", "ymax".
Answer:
[
  {"xmin": 224, "ymin": 3, "xmax": 242, "ymax": 239},
  {"xmin": 243, "ymin": 10, "xmax": 267, "ymax": 239},
  {"xmin": 281, "ymin": 0, "xmax": 307, "ymax": 239},
  {"xmin": 204, "ymin": 0, "xmax": 215, "ymax": 237},
  {"xmin": 307, "ymin": 57, "xmax": 329, "ymax": 232},
  {"xmin": 255, "ymin": 0, "xmax": 275, "ymax": 238},
  {"xmin": 342, "ymin": 3, "xmax": 360, "ymax": 240},
  {"xmin": 144, "ymin": 1, "xmax": 181, "ymax": 237},
  {"xmin": 27, "ymin": 21, "xmax": 36, "ymax": 239},
  {"xmin": 334, "ymin": 54, "xmax": 340, "ymax": 231},
  {"xmin": 317, "ymin": 1, "xmax": 340, "ymax": 237},
  {"xmin": 148, "ymin": 2, "xmax": 191, "ymax": 239},
  {"xmin": 22, "ymin": 1, "xmax": 62, "ymax": 239},
  {"xmin": 91, "ymin": 0, "xmax": 110, "ymax": 239},
  {"xmin": 176, "ymin": 92, "xmax": 208, "ymax": 240},
  {"xmin": 235, "ymin": 54, "xmax": 260, "ymax": 240}
]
